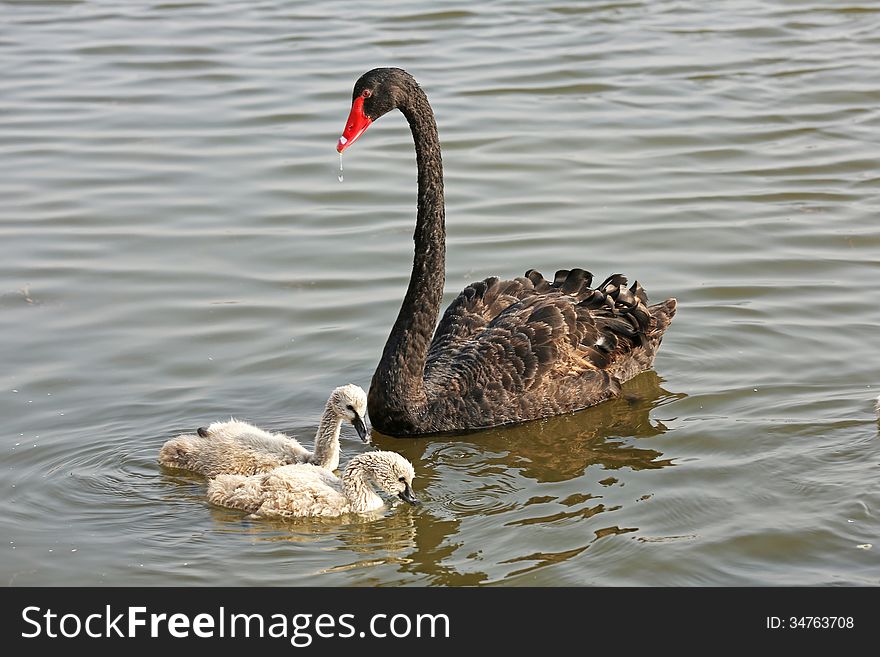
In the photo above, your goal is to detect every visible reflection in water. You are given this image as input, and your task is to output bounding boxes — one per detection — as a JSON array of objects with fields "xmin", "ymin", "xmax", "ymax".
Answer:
[
  {"xmin": 208, "ymin": 504, "xmax": 418, "ymax": 551},
  {"xmin": 203, "ymin": 501, "xmax": 424, "ymax": 584},
  {"xmin": 373, "ymin": 371, "xmax": 682, "ymax": 484},
  {"xmin": 501, "ymin": 526, "xmax": 640, "ymax": 579},
  {"xmin": 367, "ymin": 372, "xmax": 683, "ymax": 584}
]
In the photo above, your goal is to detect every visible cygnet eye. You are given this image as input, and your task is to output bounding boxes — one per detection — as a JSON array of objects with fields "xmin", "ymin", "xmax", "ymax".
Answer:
[
  {"xmin": 398, "ymin": 476, "xmax": 405, "ymax": 483},
  {"xmin": 346, "ymin": 404, "xmax": 354, "ymax": 411}
]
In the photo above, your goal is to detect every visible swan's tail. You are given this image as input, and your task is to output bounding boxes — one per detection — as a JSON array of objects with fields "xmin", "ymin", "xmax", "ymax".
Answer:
[
  {"xmin": 206, "ymin": 474, "xmax": 264, "ymax": 513},
  {"xmin": 158, "ymin": 437, "xmax": 196, "ymax": 470},
  {"xmin": 648, "ymin": 297, "xmax": 677, "ymax": 340},
  {"xmin": 523, "ymin": 268, "xmax": 677, "ymax": 350}
]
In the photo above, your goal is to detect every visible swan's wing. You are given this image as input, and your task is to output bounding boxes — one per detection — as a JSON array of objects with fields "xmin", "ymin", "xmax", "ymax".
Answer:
[
  {"xmin": 266, "ymin": 463, "xmax": 340, "ymax": 486},
  {"xmin": 427, "ymin": 275, "xmax": 542, "ymax": 367},
  {"xmin": 200, "ymin": 420, "xmax": 312, "ymax": 466},
  {"xmin": 236, "ymin": 430, "xmax": 311, "ymax": 463},
  {"xmin": 208, "ymin": 465, "xmax": 349, "ymax": 518},
  {"xmin": 424, "ymin": 269, "xmax": 675, "ymax": 424},
  {"xmin": 254, "ymin": 465, "xmax": 349, "ymax": 518},
  {"xmin": 427, "ymin": 268, "xmax": 614, "ymax": 360}
]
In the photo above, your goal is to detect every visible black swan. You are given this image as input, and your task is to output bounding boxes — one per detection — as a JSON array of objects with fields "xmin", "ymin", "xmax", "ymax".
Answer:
[{"xmin": 337, "ymin": 68, "xmax": 676, "ymax": 437}]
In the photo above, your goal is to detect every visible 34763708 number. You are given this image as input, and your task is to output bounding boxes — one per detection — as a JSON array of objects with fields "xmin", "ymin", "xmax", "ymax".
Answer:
[
  {"xmin": 766, "ymin": 616, "xmax": 854, "ymax": 629},
  {"xmin": 790, "ymin": 617, "xmax": 853, "ymax": 629}
]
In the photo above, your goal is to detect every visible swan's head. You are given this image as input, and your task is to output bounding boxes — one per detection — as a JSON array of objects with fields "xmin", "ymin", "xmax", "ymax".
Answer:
[
  {"xmin": 349, "ymin": 451, "xmax": 419, "ymax": 505},
  {"xmin": 337, "ymin": 67, "xmax": 415, "ymax": 152},
  {"xmin": 329, "ymin": 384, "xmax": 370, "ymax": 443},
  {"xmin": 361, "ymin": 451, "xmax": 419, "ymax": 506}
]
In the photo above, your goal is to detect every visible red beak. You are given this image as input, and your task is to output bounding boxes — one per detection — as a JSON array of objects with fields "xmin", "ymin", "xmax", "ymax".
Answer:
[{"xmin": 337, "ymin": 96, "xmax": 372, "ymax": 153}]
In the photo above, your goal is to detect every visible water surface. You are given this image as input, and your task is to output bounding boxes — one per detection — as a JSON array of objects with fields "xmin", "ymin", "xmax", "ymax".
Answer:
[{"xmin": 2, "ymin": 0, "xmax": 879, "ymax": 586}]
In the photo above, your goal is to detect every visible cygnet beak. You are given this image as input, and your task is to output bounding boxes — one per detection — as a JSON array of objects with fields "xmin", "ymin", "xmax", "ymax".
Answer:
[
  {"xmin": 352, "ymin": 414, "xmax": 370, "ymax": 443},
  {"xmin": 397, "ymin": 483, "xmax": 420, "ymax": 506}
]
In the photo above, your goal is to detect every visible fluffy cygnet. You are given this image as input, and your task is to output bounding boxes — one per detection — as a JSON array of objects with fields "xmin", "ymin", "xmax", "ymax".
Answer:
[
  {"xmin": 206, "ymin": 450, "xmax": 418, "ymax": 519},
  {"xmin": 159, "ymin": 384, "xmax": 368, "ymax": 476}
]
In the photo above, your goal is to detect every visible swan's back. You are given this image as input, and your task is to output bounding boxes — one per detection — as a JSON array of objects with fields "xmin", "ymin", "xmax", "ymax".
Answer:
[
  {"xmin": 159, "ymin": 420, "xmax": 309, "ymax": 477},
  {"xmin": 416, "ymin": 268, "xmax": 676, "ymax": 433},
  {"xmin": 207, "ymin": 464, "xmax": 350, "ymax": 519}
]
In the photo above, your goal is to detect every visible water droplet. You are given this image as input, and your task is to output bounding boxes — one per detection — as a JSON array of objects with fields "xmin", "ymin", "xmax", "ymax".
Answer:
[{"xmin": 338, "ymin": 152, "xmax": 344, "ymax": 183}]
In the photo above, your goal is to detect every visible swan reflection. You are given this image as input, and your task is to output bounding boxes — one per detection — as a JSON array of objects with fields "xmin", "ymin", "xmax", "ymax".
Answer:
[
  {"xmin": 367, "ymin": 371, "xmax": 683, "ymax": 584},
  {"xmin": 373, "ymin": 370, "xmax": 682, "ymax": 485}
]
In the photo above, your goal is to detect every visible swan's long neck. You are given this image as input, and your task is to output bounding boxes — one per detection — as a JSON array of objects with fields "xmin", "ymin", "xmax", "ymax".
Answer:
[
  {"xmin": 341, "ymin": 460, "xmax": 384, "ymax": 513},
  {"xmin": 309, "ymin": 405, "xmax": 342, "ymax": 471},
  {"xmin": 370, "ymin": 81, "xmax": 445, "ymax": 426}
]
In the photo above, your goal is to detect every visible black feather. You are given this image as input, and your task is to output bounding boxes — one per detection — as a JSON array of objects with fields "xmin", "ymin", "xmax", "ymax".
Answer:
[
  {"xmin": 561, "ymin": 268, "xmax": 590, "ymax": 295},
  {"xmin": 598, "ymin": 274, "xmax": 627, "ymax": 297},
  {"xmin": 577, "ymin": 290, "xmax": 606, "ymax": 309}
]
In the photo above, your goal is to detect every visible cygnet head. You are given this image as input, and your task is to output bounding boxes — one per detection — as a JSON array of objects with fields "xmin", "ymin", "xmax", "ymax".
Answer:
[
  {"xmin": 357, "ymin": 451, "xmax": 419, "ymax": 505},
  {"xmin": 329, "ymin": 384, "xmax": 370, "ymax": 443}
]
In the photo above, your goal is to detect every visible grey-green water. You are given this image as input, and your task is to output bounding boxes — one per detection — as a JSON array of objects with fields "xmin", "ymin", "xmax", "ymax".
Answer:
[{"xmin": 2, "ymin": 0, "xmax": 879, "ymax": 586}]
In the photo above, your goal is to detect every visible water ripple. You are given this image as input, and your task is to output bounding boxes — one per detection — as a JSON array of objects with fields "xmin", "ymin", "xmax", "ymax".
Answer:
[{"xmin": 2, "ymin": 0, "xmax": 879, "ymax": 586}]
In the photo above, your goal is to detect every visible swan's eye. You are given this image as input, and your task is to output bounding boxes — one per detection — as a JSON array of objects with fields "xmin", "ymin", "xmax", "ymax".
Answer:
[
  {"xmin": 361, "ymin": 89, "xmax": 372, "ymax": 98},
  {"xmin": 398, "ymin": 476, "xmax": 405, "ymax": 483},
  {"xmin": 346, "ymin": 404, "xmax": 354, "ymax": 412}
]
